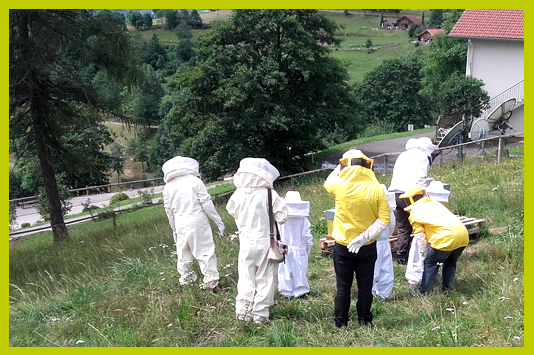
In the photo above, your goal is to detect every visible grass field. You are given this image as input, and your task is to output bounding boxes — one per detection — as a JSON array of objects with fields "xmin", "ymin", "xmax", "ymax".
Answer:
[{"xmin": 9, "ymin": 152, "xmax": 524, "ymax": 346}]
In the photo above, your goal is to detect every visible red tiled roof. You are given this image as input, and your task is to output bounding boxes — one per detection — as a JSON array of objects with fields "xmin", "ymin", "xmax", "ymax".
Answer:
[
  {"xmin": 449, "ymin": 9, "xmax": 524, "ymax": 40},
  {"xmin": 428, "ymin": 29, "xmax": 446, "ymax": 35}
]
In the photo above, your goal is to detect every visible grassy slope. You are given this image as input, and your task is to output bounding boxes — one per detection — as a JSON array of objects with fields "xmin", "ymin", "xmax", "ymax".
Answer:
[{"xmin": 9, "ymin": 154, "xmax": 524, "ymax": 346}]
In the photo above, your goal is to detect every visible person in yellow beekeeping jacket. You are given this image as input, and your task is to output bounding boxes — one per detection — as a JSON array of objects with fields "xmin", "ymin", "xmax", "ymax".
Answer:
[
  {"xmin": 324, "ymin": 150, "xmax": 390, "ymax": 328},
  {"xmin": 400, "ymin": 187, "xmax": 469, "ymax": 296}
]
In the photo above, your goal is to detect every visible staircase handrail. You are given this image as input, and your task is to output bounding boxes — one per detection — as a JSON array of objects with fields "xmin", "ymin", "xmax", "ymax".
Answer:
[{"xmin": 480, "ymin": 80, "xmax": 524, "ymax": 119}]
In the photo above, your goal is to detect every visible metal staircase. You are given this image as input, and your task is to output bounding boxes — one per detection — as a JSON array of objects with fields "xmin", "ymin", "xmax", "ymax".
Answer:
[{"xmin": 479, "ymin": 80, "xmax": 524, "ymax": 120}]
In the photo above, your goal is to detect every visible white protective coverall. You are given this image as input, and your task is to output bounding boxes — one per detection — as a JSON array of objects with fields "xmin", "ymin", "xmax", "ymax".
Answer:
[
  {"xmin": 226, "ymin": 158, "xmax": 288, "ymax": 323},
  {"xmin": 372, "ymin": 185, "xmax": 396, "ymax": 299},
  {"xmin": 388, "ymin": 138, "xmax": 430, "ymax": 194},
  {"xmin": 162, "ymin": 156, "xmax": 225, "ymax": 289},
  {"xmin": 277, "ymin": 191, "xmax": 313, "ymax": 299}
]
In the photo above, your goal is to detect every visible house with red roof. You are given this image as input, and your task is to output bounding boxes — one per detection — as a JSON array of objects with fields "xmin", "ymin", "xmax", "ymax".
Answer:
[
  {"xmin": 417, "ymin": 28, "xmax": 446, "ymax": 44},
  {"xmin": 449, "ymin": 9, "xmax": 524, "ymax": 134}
]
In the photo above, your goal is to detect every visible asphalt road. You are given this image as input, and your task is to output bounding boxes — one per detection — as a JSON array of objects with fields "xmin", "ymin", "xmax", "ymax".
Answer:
[{"xmin": 320, "ymin": 130, "xmax": 435, "ymax": 169}]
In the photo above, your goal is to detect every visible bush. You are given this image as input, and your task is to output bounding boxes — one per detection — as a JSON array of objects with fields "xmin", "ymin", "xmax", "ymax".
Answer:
[
  {"xmin": 21, "ymin": 223, "xmax": 31, "ymax": 228},
  {"xmin": 109, "ymin": 192, "xmax": 130, "ymax": 206}
]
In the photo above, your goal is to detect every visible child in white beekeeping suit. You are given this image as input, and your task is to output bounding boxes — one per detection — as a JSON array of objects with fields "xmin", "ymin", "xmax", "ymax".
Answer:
[
  {"xmin": 277, "ymin": 191, "xmax": 313, "ymax": 299},
  {"xmin": 226, "ymin": 158, "xmax": 288, "ymax": 323},
  {"xmin": 162, "ymin": 156, "xmax": 225, "ymax": 291},
  {"xmin": 372, "ymin": 184, "xmax": 396, "ymax": 300}
]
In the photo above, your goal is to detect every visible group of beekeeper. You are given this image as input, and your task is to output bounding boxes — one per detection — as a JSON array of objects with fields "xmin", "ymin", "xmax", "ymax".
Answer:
[
  {"xmin": 162, "ymin": 155, "xmax": 311, "ymax": 323},
  {"xmin": 161, "ymin": 135, "xmax": 469, "ymax": 326}
]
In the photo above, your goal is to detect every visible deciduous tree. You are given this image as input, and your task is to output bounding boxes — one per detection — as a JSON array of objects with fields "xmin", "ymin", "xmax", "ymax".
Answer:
[{"xmin": 163, "ymin": 9, "xmax": 358, "ymax": 180}]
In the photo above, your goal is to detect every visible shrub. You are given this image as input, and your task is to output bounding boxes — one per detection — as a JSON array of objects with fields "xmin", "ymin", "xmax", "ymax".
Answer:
[
  {"xmin": 21, "ymin": 223, "xmax": 31, "ymax": 228},
  {"xmin": 109, "ymin": 192, "xmax": 130, "ymax": 206}
]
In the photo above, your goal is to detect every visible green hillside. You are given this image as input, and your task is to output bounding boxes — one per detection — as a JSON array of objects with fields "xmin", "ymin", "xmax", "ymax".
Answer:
[{"xmin": 9, "ymin": 154, "xmax": 524, "ymax": 346}]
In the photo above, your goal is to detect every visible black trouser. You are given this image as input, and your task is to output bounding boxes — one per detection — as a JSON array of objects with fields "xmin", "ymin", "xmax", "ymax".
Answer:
[
  {"xmin": 333, "ymin": 241, "xmax": 377, "ymax": 327},
  {"xmin": 394, "ymin": 192, "xmax": 413, "ymax": 262}
]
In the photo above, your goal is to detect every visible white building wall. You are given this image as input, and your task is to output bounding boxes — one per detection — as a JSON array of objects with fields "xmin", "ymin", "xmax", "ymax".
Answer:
[
  {"xmin": 466, "ymin": 38, "xmax": 524, "ymax": 135},
  {"xmin": 466, "ymin": 39, "xmax": 524, "ymax": 98}
]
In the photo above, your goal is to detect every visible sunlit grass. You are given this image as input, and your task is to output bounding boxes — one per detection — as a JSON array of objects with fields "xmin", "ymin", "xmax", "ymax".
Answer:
[{"xmin": 10, "ymin": 155, "xmax": 523, "ymax": 346}]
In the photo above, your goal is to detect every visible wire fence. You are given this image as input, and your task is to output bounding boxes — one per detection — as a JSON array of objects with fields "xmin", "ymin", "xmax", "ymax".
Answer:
[{"xmin": 9, "ymin": 132, "xmax": 523, "ymax": 209}]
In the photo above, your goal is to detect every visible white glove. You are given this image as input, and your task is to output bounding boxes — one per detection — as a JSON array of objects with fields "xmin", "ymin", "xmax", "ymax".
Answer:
[
  {"xmin": 326, "ymin": 164, "xmax": 342, "ymax": 182},
  {"xmin": 414, "ymin": 232, "xmax": 428, "ymax": 257},
  {"xmin": 202, "ymin": 200, "xmax": 225, "ymax": 236},
  {"xmin": 306, "ymin": 243, "xmax": 313, "ymax": 258},
  {"xmin": 347, "ymin": 218, "xmax": 388, "ymax": 254}
]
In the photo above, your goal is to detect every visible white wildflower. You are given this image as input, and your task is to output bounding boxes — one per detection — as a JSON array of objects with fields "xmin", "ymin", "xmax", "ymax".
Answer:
[
  {"xmin": 224, "ymin": 263, "xmax": 233, "ymax": 268},
  {"xmin": 499, "ymin": 296, "xmax": 509, "ymax": 302},
  {"xmin": 51, "ymin": 318, "xmax": 59, "ymax": 322},
  {"xmin": 462, "ymin": 302, "xmax": 468, "ymax": 305},
  {"xmin": 431, "ymin": 326, "xmax": 440, "ymax": 331},
  {"xmin": 504, "ymin": 316, "xmax": 513, "ymax": 320},
  {"xmin": 76, "ymin": 340, "xmax": 85, "ymax": 344},
  {"xmin": 492, "ymin": 187, "xmax": 498, "ymax": 192},
  {"xmin": 513, "ymin": 278, "xmax": 519, "ymax": 282},
  {"xmin": 167, "ymin": 323, "xmax": 173, "ymax": 327}
]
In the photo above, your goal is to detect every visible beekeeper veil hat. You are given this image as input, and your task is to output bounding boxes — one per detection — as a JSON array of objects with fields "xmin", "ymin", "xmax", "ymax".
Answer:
[
  {"xmin": 233, "ymin": 157, "xmax": 280, "ymax": 188},
  {"xmin": 339, "ymin": 149, "xmax": 374, "ymax": 170},
  {"xmin": 162, "ymin": 156, "xmax": 200, "ymax": 183}
]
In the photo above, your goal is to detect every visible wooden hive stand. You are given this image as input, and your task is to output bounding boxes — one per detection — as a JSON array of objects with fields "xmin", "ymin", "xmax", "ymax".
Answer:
[
  {"xmin": 455, "ymin": 215, "xmax": 487, "ymax": 239},
  {"xmin": 319, "ymin": 236, "xmax": 335, "ymax": 257}
]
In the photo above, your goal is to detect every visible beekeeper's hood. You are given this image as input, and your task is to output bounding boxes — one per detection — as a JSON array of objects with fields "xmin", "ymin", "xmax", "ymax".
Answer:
[
  {"xmin": 233, "ymin": 157, "xmax": 280, "ymax": 189},
  {"xmin": 340, "ymin": 149, "xmax": 374, "ymax": 170},
  {"xmin": 405, "ymin": 138, "xmax": 418, "ymax": 150},
  {"xmin": 162, "ymin": 156, "xmax": 200, "ymax": 183},
  {"xmin": 418, "ymin": 137, "xmax": 439, "ymax": 158},
  {"xmin": 283, "ymin": 191, "xmax": 310, "ymax": 217},
  {"xmin": 400, "ymin": 186, "xmax": 430, "ymax": 211},
  {"xmin": 337, "ymin": 150, "xmax": 378, "ymax": 184}
]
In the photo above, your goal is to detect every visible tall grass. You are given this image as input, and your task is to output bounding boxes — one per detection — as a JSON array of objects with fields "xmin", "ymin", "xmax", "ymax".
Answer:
[{"xmin": 9, "ymin": 155, "xmax": 523, "ymax": 347}]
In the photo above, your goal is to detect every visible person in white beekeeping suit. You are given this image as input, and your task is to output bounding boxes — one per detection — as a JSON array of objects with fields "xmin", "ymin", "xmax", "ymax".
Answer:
[
  {"xmin": 226, "ymin": 158, "xmax": 288, "ymax": 323},
  {"xmin": 162, "ymin": 156, "xmax": 225, "ymax": 291},
  {"xmin": 277, "ymin": 191, "xmax": 313, "ymax": 300},
  {"xmin": 372, "ymin": 184, "xmax": 396, "ymax": 300},
  {"xmin": 388, "ymin": 137, "xmax": 439, "ymax": 264}
]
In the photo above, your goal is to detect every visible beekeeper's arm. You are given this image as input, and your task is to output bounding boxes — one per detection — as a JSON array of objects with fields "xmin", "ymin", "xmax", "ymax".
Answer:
[
  {"xmin": 304, "ymin": 218, "xmax": 313, "ymax": 257},
  {"xmin": 272, "ymin": 189, "xmax": 289, "ymax": 225},
  {"xmin": 162, "ymin": 189, "xmax": 177, "ymax": 242},
  {"xmin": 347, "ymin": 188, "xmax": 391, "ymax": 254},
  {"xmin": 411, "ymin": 220, "xmax": 429, "ymax": 257},
  {"xmin": 198, "ymin": 183, "xmax": 225, "ymax": 236},
  {"xmin": 324, "ymin": 164, "xmax": 342, "ymax": 194}
]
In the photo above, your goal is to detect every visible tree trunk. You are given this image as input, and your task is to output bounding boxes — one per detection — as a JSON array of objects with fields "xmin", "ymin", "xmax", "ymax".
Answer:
[{"xmin": 31, "ymin": 100, "xmax": 69, "ymax": 242}]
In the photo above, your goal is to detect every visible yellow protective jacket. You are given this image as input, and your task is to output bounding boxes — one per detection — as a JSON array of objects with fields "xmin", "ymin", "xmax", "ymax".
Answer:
[
  {"xmin": 324, "ymin": 166, "xmax": 390, "ymax": 246},
  {"xmin": 406, "ymin": 197, "xmax": 469, "ymax": 251}
]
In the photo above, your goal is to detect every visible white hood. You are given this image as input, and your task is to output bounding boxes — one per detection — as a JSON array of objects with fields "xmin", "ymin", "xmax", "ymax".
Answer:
[
  {"xmin": 232, "ymin": 158, "xmax": 280, "ymax": 189},
  {"xmin": 417, "ymin": 137, "xmax": 439, "ymax": 158},
  {"xmin": 405, "ymin": 138, "xmax": 418, "ymax": 150},
  {"xmin": 283, "ymin": 191, "xmax": 310, "ymax": 217},
  {"xmin": 162, "ymin": 156, "xmax": 200, "ymax": 183}
]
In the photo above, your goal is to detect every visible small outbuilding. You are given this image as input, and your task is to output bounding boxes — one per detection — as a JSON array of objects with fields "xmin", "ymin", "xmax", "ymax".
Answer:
[
  {"xmin": 417, "ymin": 28, "xmax": 446, "ymax": 44},
  {"xmin": 392, "ymin": 15, "xmax": 421, "ymax": 30}
]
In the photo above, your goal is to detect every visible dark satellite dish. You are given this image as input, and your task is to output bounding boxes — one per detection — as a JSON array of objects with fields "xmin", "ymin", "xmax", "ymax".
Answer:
[
  {"xmin": 437, "ymin": 121, "xmax": 464, "ymax": 148},
  {"xmin": 484, "ymin": 98, "xmax": 516, "ymax": 133}
]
